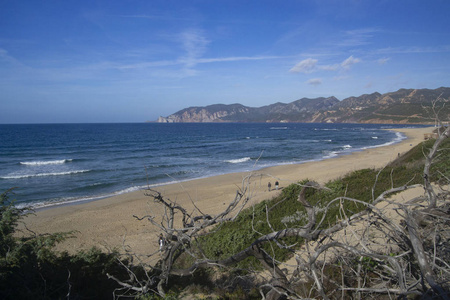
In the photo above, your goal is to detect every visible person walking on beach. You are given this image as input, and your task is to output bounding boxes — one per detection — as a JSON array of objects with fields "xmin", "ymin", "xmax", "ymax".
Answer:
[
  {"xmin": 275, "ymin": 181, "xmax": 279, "ymax": 190},
  {"xmin": 268, "ymin": 182, "xmax": 272, "ymax": 191},
  {"xmin": 158, "ymin": 233, "xmax": 165, "ymax": 251}
]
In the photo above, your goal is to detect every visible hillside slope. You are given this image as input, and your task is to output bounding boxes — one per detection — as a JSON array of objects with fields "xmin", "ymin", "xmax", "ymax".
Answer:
[{"xmin": 156, "ymin": 87, "xmax": 450, "ymax": 124}]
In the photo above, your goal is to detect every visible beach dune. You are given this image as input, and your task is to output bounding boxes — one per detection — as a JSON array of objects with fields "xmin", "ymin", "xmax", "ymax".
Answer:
[{"xmin": 20, "ymin": 127, "xmax": 434, "ymax": 258}]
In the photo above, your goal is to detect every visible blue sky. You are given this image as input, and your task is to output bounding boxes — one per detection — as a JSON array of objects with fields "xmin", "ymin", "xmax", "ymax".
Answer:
[{"xmin": 1, "ymin": 0, "xmax": 449, "ymax": 123}]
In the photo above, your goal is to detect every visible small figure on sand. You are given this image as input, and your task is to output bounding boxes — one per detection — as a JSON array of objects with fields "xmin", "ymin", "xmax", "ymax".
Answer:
[
  {"xmin": 268, "ymin": 182, "xmax": 272, "ymax": 191},
  {"xmin": 275, "ymin": 181, "xmax": 279, "ymax": 190},
  {"xmin": 158, "ymin": 233, "xmax": 165, "ymax": 251}
]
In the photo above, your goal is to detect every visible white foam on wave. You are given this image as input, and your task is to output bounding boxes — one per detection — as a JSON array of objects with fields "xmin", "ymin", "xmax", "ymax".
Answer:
[
  {"xmin": 270, "ymin": 127, "xmax": 287, "ymax": 130},
  {"xmin": 321, "ymin": 151, "xmax": 339, "ymax": 159},
  {"xmin": 226, "ymin": 157, "xmax": 251, "ymax": 164},
  {"xmin": 361, "ymin": 132, "xmax": 406, "ymax": 150},
  {"xmin": 372, "ymin": 136, "xmax": 378, "ymax": 139},
  {"xmin": 2, "ymin": 169, "xmax": 89, "ymax": 179},
  {"xmin": 18, "ymin": 185, "xmax": 144, "ymax": 210},
  {"xmin": 342, "ymin": 144, "xmax": 352, "ymax": 149},
  {"xmin": 20, "ymin": 159, "xmax": 72, "ymax": 166}
]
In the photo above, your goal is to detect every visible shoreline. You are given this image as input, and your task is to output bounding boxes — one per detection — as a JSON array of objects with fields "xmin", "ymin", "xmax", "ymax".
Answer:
[
  {"xmin": 19, "ymin": 126, "xmax": 434, "ymax": 258},
  {"xmin": 29, "ymin": 126, "xmax": 407, "ymax": 211}
]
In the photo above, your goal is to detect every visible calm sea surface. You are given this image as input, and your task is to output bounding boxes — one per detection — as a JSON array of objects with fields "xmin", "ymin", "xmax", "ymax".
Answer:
[{"xmin": 0, "ymin": 123, "xmax": 423, "ymax": 208}]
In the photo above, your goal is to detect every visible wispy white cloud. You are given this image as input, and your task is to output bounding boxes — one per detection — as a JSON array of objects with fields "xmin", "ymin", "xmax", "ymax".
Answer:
[
  {"xmin": 120, "ymin": 14, "xmax": 194, "ymax": 22},
  {"xmin": 373, "ymin": 45, "xmax": 450, "ymax": 55},
  {"xmin": 307, "ymin": 78, "xmax": 322, "ymax": 85},
  {"xmin": 195, "ymin": 55, "xmax": 284, "ymax": 64},
  {"xmin": 377, "ymin": 57, "xmax": 390, "ymax": 65},
  {"xmin": 179, "ymin": 28, "xmax": 210, "ymax": 69},
  {"xmin": 120, "ymin": 14, "xmax": 161, "ymax": 19},
  {"xmin": 336, "ymin": 28, "xmax": 379, "ymax": 47},
  {"xmin": 319, "ymin": 64, "xmax": 339, "ymax": 71},
  {"xmin": 333, "ymin": 75, "xmax": 349, "ymax": 81},
  {"xmin": 289, "ymin": 56, "xmax": 361, "ymax": 74},
  {"xmin": 109, "ymin": 28, "xmax": 286, "ymax": 77},
  {"xmin": 114, "ymin": 55, "xmax": 284, "ymax": 71},
  {"xmin": 0, "ymin": 48, "xmax": 25, "ymax": 67},
  {"xmin": 289, "ymin": 58, "xmax": 318, "ymax": 73},
  {"xmin": 114, "ymin": 60, "xmax": 179, "ymax": 70},
  {"xmin": 341, "ymin": 55, "xmax": 361, "ymax": 69}
]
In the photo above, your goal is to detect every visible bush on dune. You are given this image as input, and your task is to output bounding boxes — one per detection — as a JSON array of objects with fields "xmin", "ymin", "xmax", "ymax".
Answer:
[{"xmin": 0, "ymin": 189, "xmax": 124, "ymax": 300}]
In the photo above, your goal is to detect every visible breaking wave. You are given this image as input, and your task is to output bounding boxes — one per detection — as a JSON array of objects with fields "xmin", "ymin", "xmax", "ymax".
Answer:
[
  {"xmin": 226, "ymin": 157, "xmax": 251, "ymax": 164},
  {"xmin": 1, "ymin": 169, "xmax": 89, "ymax": 179},
  {"xmin": 20, "ymin": 159, "xmax": 72, "ymax": 166}
]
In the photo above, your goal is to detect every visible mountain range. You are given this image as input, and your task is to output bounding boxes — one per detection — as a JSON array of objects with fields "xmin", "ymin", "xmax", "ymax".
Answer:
[{"xmin": 156, "ymin": 87, "xmax": 450, "ymax": 124}]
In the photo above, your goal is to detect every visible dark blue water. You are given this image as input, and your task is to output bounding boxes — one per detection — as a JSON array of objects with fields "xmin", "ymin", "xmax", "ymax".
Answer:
[{"xmin": 0, "ymin": 123, "xmax": 421, "ymax": 208}]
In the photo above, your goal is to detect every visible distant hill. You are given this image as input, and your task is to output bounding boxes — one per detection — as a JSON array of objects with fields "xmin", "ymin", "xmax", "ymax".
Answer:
[{"xmin": 156, "ymin": 87, "xmax": 450, "ymax": 124}]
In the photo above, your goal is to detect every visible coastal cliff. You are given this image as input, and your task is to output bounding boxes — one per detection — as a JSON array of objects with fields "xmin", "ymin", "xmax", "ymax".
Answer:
[{"xmin": 157, "ymin": 87, "xmax": 450, "ymax": 124}]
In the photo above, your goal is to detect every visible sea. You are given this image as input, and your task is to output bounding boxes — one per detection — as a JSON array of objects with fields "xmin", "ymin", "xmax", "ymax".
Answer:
[{"xmin": 0, "ymin": 123, "xmax": 424, "ymax": 209}]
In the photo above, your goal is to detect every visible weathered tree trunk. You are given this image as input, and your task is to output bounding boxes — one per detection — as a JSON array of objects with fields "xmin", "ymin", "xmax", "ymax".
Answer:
[
  {"xmin": 405, "ymin": 209, "xmax": 449, "ymax": 299},
  {"xmin": 423, "ymin": 125, "xmax": 449, "ymax": 208}
]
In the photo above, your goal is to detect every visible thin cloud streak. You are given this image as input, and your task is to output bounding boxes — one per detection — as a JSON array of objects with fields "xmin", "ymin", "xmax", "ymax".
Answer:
[
  {"xmin": 341, "ymin": 55, "xmax": 361, "ymax": 68},
  {"xmin": 307, "ymin": 78, "xmax": 322, "ymax": 85},
  {"xmin": 289, "ymin": 56, "xmax": 361, "ymax": 74},
  {"xmin": 120, "ymin": 14, "xmax": 195, "ymax": 22},
  {"xmin": 179, "ymin": 29, "xmax": 210, "ymax": 69},
  {"xmin": 335, "ymin": 28, "xmax": 380, "ymax": 47},
  {"xmin": 377, "ymin": 57, "xmax": 390, "ymax": 65},
  {"xmin": 373, "ymin": 45, "xmax": 450, "ymax": 55},
  {"xmin": 116, "ymin": 55, "xmax": 286, "ymax": 70},
  {"xmin": 289, "ymin": 58, "xmax": 318, "ymax": 73}
]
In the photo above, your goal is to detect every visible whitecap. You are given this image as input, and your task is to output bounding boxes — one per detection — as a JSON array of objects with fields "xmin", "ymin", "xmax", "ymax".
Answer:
[
  {"xmin": 322, "ymin": 151, "xmax": 339, "ymax": 159},
  {"xmin": 18, "ymin": 185, "xmax": 148, "ymax": 210},
  {"xmin": 361, "ymin": 132, "xmax": 406, "ymax": 150},
  {"xmin": 226, "ymin": 157, "xmax": 251, "ymax": 164},
  {"xmin": 1, "ymin": 169, "xmax": 89, "ymax": 179},
  {"xmin": 20, "ymin": 159, "xmax": 72, "ymax": 166}
]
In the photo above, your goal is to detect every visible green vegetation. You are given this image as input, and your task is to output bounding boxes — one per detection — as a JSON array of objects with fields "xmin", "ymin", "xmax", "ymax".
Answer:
[
  {"xmin": 0, "ymin": 189, "xmax": 125, "ymax": 300},
  {"xmin": 192, "ymin": 136, "xmax": 449, "ymax": 272}
]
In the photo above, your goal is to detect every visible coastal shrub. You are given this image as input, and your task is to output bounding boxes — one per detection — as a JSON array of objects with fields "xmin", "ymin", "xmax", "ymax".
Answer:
[
  {"xmin": 198, "ymin": 171, "xmax": 389, "ymax": 269},
  {"xmin": 390, "ymin": 136, "xmax": 450, "ymax": 179},
  {"xmin": 429, "ymin": 136, "xmax": 450, "ymax": 181},
  {"xmin": 197, "ymin": 180, "xmax": 321, "ymax": 268},
  {"xmin": 137, "ymin": 292, "xmax": 179, "ymax": 300},
  {"xmin": 196, "ymin": 137, "xmax": 448, "ymax": 275},
  {"xmin": 0, "ymin": 189, "xmax": 125, "ymax": 300}
]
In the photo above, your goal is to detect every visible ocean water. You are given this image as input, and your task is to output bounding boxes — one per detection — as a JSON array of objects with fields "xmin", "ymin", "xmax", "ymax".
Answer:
[{"xmin": 0, "ymin": 123, "xmax": 422, "ymax": 209}]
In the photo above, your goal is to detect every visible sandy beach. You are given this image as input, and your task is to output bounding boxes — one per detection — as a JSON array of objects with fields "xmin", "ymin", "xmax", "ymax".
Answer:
[{"xmin": 19, "ymin": 126, "xmax": 434, "ymax": 258}]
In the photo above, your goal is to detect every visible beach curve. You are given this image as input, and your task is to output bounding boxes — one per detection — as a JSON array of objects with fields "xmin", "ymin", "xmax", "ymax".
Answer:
[{"xmin": 18, "ymin": 126, "xmax": 435, "ymax": 259}]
